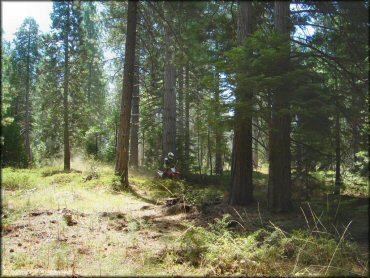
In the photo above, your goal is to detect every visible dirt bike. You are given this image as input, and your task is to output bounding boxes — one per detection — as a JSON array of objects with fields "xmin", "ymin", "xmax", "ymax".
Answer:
[{"xmin": 157, "ymin": 167, "xmax": 181, "ymax": 179}]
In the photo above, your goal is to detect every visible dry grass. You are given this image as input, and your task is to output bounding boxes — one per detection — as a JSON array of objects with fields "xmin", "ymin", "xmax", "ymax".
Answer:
[{"xmin": 1, "ymin": 161, "xmax": 368, "ymax": 276}]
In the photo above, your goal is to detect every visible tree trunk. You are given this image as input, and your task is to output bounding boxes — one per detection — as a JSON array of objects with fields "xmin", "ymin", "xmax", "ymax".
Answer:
[
  {"xmin": 115, "ymin": 0, "xmax": 138, "ymax": 185},
  {"xmin": 252, "ymin": 117, "xmax": 259, "ymax": 169},
  {"xmin": 207, "ymin": 127, "xmax": 213, "ymax": 175},
  {"xmin": 334, "ymin": 110, "xmax": 341, "ymax": 194},
  {"xmin": 25, "ymin": 25, "xmax": 32, "ymax": 165},
  {"xmin": 177, "ymin": 67, "xmax": 184, "ymax": 164},
  {"xmin": 351, "ymin": 92, "xmax": 359, "ymax": 167},
  {"xmin": 197, "ymin": 120, "xmax": 202, "ymax": 176},
  {"xmin": 130, "ymin": 48, "xmax": 140, "ymax": 167},
  {"xmin": 162, "ymin": 20, "xmax": 176, "ymax": 159},
  {"xmin": 267, "ymin": 1, "xmax": 292, "ymax": 212},
  {"xmin": 63, "ymin": 2, "xmax": 71, "ymax": 172},
  {"xmin": 229, "ymin": 1, "xmax": 254, "ymax": 206},
  {"xmin": 184, "ymin": 64, "xmax": 190, "ymax": 171},
  {"xmin": 214, "ymin": 71, "xmax": 223, "ymax": 175}
]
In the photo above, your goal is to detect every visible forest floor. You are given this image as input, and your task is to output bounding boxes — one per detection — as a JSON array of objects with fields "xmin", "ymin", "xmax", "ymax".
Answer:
[{"xmin": 1, "ymin": 160, "xmax": 369, "ymax": 276}]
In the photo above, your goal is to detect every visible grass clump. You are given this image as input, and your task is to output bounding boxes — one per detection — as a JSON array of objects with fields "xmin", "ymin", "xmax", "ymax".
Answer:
[
  {"xmin": 40, "ymin": 167, "xmax": 65, "ymax": 177},
  {"xmin": 2, "ymin": 168, "xmax": 37, "ymax": 190}
]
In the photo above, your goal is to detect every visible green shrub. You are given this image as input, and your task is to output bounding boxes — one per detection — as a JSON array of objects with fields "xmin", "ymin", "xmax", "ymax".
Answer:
[
  {"xmin": 2, "ymin": 170, "xmax": 35, "ymax": 190},
  {"xmin": 52, "ymin": 174, "xmax": 72, "ymax": 184},
  {"xmin": 40, "ymin": 166, "xmax": 64, "ymax": 177}
]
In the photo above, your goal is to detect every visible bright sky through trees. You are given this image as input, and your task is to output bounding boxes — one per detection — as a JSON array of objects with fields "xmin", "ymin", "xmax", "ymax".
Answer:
[{"xmin": 2, "ymin": 1, "xmax": 53, "ymax": 41}]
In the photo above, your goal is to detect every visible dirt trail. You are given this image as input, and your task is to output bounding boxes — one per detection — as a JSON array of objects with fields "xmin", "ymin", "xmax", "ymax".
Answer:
[{"xmin": 2, "ymin": 190, "xmax": 195, "ymax": 276}]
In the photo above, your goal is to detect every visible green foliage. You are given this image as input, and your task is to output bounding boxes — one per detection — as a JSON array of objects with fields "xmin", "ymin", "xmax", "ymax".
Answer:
[
  {"xmin": 354, "ymin": 151, "xmax": 369, "ymax": 177},
  {"xmin": 40, "ymin": 166, "xmax": 65, "ymax": 177},
  {"xmin": 2, "ymin": 168, "xmax": 36, "ymax": 190},
  {"xmin": 174, "ymin": 220, "xmax": 366, "ymax": 276},
  {"xmin": 1, "ymin": 119, "xmax": 28, "ymax": 168}
]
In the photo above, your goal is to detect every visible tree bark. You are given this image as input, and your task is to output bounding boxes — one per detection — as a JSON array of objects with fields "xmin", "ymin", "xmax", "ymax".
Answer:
[
  {"xmin": 351, "ymin": 92, "xmax": 359, "ymax": 166},
  {"xmin": 63, "ymin": 2, "xmax": 71, "ymax": 171},
  {"xmin": 267, "ymin": 1, "xmax": 292, "ymax": 212},
  {"xmin": 214, "ymin": 71, "xmax": 223, "ymax": 175},
  {"xmin": 207, "ymin": 127, "xmax": 213, "ymax": 175},
  {"xmin": 184, "ymin": 64, "xmax": 190, "ymax": 171},
  {"xmin": 115, "ymin": 0, "xmax": 138, "ymax": 185},
  {"xmin": 162, "ymin": 18, "xmax": 177, "ymax": 159},
  {"xmin": 177, "ymin": 67, "xmax": 184, "ymax": 164},
  {"xmin": 252, "ymin": 117, "xmax": 259, "ymax": 169},
  {"xmin": 130, "ymin": 47, "xmax": 140, "ymax": 168},
  {"xmin": 25, "ymin": 24, "xmax": 32, "ymax": 165},
  {"xmin": 229, "ymin": 1, "xmax": 254, "ymax": 206},
  {"xmin": 334, "ymin": 110, "xmax": 341, "ymax": 194}
]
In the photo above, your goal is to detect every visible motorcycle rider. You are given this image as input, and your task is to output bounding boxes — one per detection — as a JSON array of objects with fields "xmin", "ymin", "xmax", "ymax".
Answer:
[{"xmin": 163, "ymin": 152, "xmax": 176, "ymax": 177}]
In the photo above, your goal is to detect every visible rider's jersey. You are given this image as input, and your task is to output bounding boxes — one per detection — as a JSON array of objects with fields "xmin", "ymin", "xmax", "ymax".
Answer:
[{"xmin": 163, "ymin": 157, "xmax": 175, "ymax": 169}]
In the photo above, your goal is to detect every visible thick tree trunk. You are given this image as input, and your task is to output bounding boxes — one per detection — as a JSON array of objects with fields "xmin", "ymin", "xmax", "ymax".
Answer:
[
  {"xmin": 229, "ymin": 1, "xmax": 254, "ymax": 206},
  {"xmin": 351, "ymin": 93, "xmax": 359, "ymax": 166},
  {"xmin": 25, "ymin": 26, "xmax": 32, "ymax": 165},
  {"xmin": 130, "ymin": 48, "xmax": 140, "ymax": 167},
  {"xmin": 184, "ymin": 65, "xmax": 190, "ymax": 171},
  {"xmin": 115, "ymin": 0, "xmax": 138, "ymax": 184},
  {"xmin": 334, "ymin": 111, "xmax": 341, "ymax": 194},
  {"xmin": 214, "ymin": 71, "xmax": 223, "ymax": 175},
  {"xmin": 252, "ymin": 118, "xmax": 259, "ymax": 169},
  {"xmin": 177, "ymin": 67, "xmax": 184, "ymax": 164},
  {"xmin": 197, "ymin": 121, "xmax": 202, "ymax": 176},
  {"xmin": 207, "ymin": 127, "xmax": 213, "ymax": 175},
  {"xmin": 162, "ymin": 20, "xmax": 176, "ymax": 159},
  {"xmin": 267, "ymin": 1, "xmax": 292, "ymax": 212},
  {"xmin": 63, "ymin": 2, "xmax": 71, "ymax": 172}
]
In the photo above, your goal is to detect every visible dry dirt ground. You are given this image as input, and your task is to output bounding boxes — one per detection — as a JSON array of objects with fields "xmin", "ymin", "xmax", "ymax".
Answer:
[
  {"xmin": 2, "ymin": 188, "xmax": 197, "ymax": 276},
  {"xmin": 2, "ymin": 168, "xmax": 368, "ymax": 276}
]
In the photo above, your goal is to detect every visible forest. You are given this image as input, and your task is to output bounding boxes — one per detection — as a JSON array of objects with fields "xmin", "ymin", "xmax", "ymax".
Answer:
[{"xmin": 1, "ymin": 1, "xmax": 369, "ymax": 276}]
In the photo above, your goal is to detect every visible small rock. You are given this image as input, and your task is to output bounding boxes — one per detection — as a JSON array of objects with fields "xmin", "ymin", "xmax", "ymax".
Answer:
[
  {"xmin": 29, "ymin": 211, "xmax": 43, "ymax": 216},
  {"xmin": 63, "ymin": 214, "xmax": 77, "ymax": 226},
  {"xmin": 165, "ymin": 197, "xmax": 181, "ymax": 206},
  {"xmin": 10, "ymin": 249, "xmax": 14, "ymax": 253}
]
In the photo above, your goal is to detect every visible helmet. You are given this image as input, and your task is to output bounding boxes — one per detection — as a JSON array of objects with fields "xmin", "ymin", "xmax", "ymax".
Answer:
[{"xmin": 168, "ymin": 152, "xmax": 174, "ymax": 159}]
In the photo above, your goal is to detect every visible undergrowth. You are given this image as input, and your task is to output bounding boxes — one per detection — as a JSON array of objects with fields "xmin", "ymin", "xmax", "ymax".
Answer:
[
  {"xmin": 171, "ymin": 214, "xmax": 368, "ymax": 276},
  {"xmin": 2, "ymin": 168, "xmax": 38, "ymax": 190}
]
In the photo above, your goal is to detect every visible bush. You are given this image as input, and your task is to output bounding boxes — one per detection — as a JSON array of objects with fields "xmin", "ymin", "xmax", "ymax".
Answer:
[
  {"xmin": 40, "ymin": 166, "xmax": 64, "ymax": 177},
  {"xmin": 354, "ymin": 151, "xmax": 369, "ymax": 177},
  {"xmin": 2, "ymin": 169, "xmax": 35, "ymax": 190}
]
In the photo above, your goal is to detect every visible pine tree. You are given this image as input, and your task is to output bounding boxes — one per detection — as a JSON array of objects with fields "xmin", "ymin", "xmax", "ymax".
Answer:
[
  {"xmin": 115, "ymin": 0, "xmax": 138, "ymax": 185},
  {"xmin": 9, "ymin": 17, "xmax": 39, "ymax": 165},
  {"xmin": 229, "ymin": 1, "xmax": 254, "ymax": 206},
  {"xmin": 50, "ymin": 0, "xmax": 87, "ymax": 171},
  {"xmin": 267, "ymin": 1, "xmax": 292, "ymax": 212}
]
